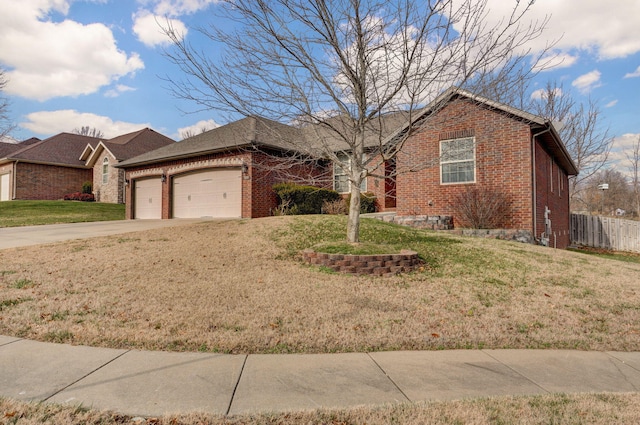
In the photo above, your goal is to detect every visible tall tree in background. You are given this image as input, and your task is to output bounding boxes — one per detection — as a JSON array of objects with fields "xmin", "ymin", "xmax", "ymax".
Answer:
[
  {"xmin": 530, "ymin": 82, "xmax": 613, "ymax": 211},
  {"xmin": 627, "ymin": 135, "xmax": 640, "ymax": 217},
  {"xmin": 72, "ymin": 126, "xmax": 105, "ymax": 139},
  {"xmin": 164, "ymin": 0, "xmax": 551, "ymax": 242},
  {"xmin": 0, "ymin": 67, "xmax": 14, "ymax": 140}
]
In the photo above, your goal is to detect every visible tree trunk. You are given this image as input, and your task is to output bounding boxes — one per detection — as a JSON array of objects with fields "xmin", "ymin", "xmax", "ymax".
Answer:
[{"xmin": 347, "ymin": 177, "xmax": 362, "ymax": 243}]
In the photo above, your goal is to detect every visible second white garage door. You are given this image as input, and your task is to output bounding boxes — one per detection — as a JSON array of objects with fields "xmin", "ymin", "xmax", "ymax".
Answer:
[{"xmin": 173, "ymin": 168, "xmax": 242, "ymax": 218}]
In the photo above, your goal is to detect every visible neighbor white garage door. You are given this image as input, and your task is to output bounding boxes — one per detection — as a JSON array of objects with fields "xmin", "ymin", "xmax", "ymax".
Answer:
[
  {"xmin": 0, "ymin": 173, "xmax": 9, "ymax": 201},
  {"xmin": 134, "ymin": 178, "xmax": 162, "ymax": 219},
  {"xmin": 173, "ymin": 168, "xmax": 242, "ymax": 218}
]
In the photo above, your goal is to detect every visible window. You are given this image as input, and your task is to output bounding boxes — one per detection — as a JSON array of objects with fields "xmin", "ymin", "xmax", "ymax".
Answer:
[
  {"xmin": 440, "ymin": 137, "xmax": 475, "ymax": 184},
  {"xmin": 102, "ymin": 157, "xmax": 109, "ymax": 184},
  {"xmin": 333, "ymin": 153, "xmax": 366, "ymax": 193}
]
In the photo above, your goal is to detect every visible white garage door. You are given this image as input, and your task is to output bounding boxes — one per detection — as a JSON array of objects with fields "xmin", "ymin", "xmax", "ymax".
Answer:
[
  {"xmin": 134, "ymin": 178, "xmax": 162, "ymax": 219},
  {"xmin": 173, "ymin": 168, "xmax": 242, "ymax": 218},
  {"xmin": 0, "ymin": 174, "xmax": 9, "ymax": 201}
]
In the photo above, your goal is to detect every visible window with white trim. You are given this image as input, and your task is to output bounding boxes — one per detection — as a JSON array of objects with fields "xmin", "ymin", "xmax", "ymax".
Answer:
[
  {"xmin": 440, "ymin": 137, "xmax": 475, "ymax": 184},
  {"xmin": 102, "ymin": 157, "xmax": 109, "ymax": 184},
  {"xmin": 333, "ymin": 153, "xmax": 366, "ymax": 193}
]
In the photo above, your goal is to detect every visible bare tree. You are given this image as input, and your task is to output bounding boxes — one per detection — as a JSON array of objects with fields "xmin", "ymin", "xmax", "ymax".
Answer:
[
  {"xmin": 72, "ymin": 126, "xmax": 104, "ymax": 139},
  {"xmin": 627, "ymin": 135, "xmax": 640, "ymax": 217},
  {"xmin": 180, "ymin": 127, "xmax": 209, "ymax": 140},
  {"xmin": 163, "ymin": 0, "xmax": 551, "ymax": 242},
  {"xmin": 530, "ymin": 82, "xmax": 613, "ymax": 210},
  {"xmin": 0, "ymin": 68, "xmax": 14, "ymax": 140}
]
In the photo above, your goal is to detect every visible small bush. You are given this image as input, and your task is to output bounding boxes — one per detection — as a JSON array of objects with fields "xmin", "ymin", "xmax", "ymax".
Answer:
[
  {"xmin": 273, "ymin": 183, "xmax": 340, "ymax": 215},
  {"xmin": 346, "ymin": 192, "xmax": 377, "ymax": 214},
  {"xmin": 81, "ymin": 181, "xmax": 92, "ymax": 194},
  {"xmin": 449, "ymin": 186, "xmax": 512, "ymax": 229},
  {"xmin": 63, "ymin": 192, "xmax": 95, "ymax": 202},
  {"xmin": 322, "ymin": 198, "xmax": 347, "ymax": 215}
]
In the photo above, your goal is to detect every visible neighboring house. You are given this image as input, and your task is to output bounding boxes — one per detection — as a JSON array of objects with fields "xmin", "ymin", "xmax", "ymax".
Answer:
[
  {"xmin": 0, "ymin": 134, "xmax": 98, "ymax": 201},
  {"xmin": 79, "ymin": 128, "xmax": 175, "ymax": 204},
  {"xmin": 118, "ymin": 87, "xmax": 577, "ymax": 248}
]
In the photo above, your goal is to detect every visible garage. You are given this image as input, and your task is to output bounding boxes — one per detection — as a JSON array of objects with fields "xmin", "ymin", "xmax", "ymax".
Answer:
[
  {"xmin": 0, "ymin": 173, "xmax": 10, "ymax": 201},
  {"xmin": 134, "ymin": 178, "xmax": 162, "ymax": 219},
  {"xmin": 172, "ymin": 168, "xmax": 242, "ymax": 218}
]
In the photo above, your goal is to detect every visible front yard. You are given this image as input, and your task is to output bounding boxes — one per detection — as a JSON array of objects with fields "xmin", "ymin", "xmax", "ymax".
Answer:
[
  {"xmin": 0, "ymin": 200, "xmax": 125, "ymax": 227},
  {"xmin": 0, "ymin": 215, "xmax": 638, "ymax": 354}
]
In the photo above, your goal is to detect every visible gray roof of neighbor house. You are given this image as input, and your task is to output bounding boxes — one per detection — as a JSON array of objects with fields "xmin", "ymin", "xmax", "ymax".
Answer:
[
  {"xmin": 384, "ymin": 86, "xmax": 579, "ymax": 176},
  {"xmin": 84, "ymin": 128, "xmax": 176, "ymax": 166},
  {"xmin": 118, "ymin": 113, "xmax": 411, "ymax": 168},
  {"xmin": 1, "ymin": 133, "xmax": 101, "ymax": 168},
  {"xmin": 0, "ymin": 138, "xmax": 41, "ymax": 158}
]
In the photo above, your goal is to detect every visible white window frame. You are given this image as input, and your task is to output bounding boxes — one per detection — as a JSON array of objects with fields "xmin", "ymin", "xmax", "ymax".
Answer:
[
  {"xmin": 102, "ymin": 157, "xmax": 109, "ymax": 184},
  {"xmin": 333, "ymin": 153, "xmax": 367, "ymax": 194},
  {"xmin": 440, "ymin": 137, "xmax": 476, "ymax": 185}
]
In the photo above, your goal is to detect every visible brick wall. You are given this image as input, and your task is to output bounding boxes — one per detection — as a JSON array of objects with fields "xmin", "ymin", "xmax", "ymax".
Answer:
[
  {"xmin": 534, "ymin": 137, "xmax": 571, "ymax": 248},
  {"xmin": 14, "ymin": 162, "xmax": 92, "ymax": 200},
  {"xmin": 396, "ymin": 98, "xmax": 534, "ymax": 232}
]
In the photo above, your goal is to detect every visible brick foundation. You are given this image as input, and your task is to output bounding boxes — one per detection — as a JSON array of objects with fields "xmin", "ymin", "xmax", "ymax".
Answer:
[{"xmin": 301, "ymin": 249, "xmax": 423, "ymax": 276}]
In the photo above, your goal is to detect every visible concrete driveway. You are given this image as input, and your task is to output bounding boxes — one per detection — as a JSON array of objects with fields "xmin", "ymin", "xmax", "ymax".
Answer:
[{"xmin": 0, "ymin": 219, "xmax": 206, "ymax": 250}]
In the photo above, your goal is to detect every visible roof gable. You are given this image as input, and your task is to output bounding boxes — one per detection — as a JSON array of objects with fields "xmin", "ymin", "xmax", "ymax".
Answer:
[{"xmin": 84, "ymin": 128, "xmax": 176, "ymax": 166}]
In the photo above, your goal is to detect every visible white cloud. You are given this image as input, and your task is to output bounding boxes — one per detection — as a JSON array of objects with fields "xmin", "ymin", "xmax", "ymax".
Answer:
[
  {"xmin": 104, "ymin": 84, "xmax": 137, "ymax": 98},
  {"xmin": 534, "ymin": 52, "xmax": 579, "ymax": 72},
  {"xmin": 605, "ymin": 100, "xmax": 618, "ymax": 108},
  {"xmin": 530, "ymin": 87, "xmax": 563, "ymax": 101},
  {"xmin": 0, "ymin": 1, "xmax": 144, "ymax": 101},
  {"xmin": 624, "ymin": 65, "xmax": 640, "ymax": 78},
  {"xmin": 456, "ymin": 0, "xmax": 640, "ymax": 61},
  {"xmin": 133, "ymin": 10, "xmax": 187, "ymax": 47},
  {"xmin": 572, "ymin": 70, "xmax": 602, "ymax": 93},
  {"xmin": 139, "ymin": 0, "xmax": 219, "ymax": 17},
  {"xmin": 176, "ymin": 119, "xmax": 219, "ymax": 139},
  {"xmin": 20, "ymin": 110, "xmax": 150, "ymax": 138}
]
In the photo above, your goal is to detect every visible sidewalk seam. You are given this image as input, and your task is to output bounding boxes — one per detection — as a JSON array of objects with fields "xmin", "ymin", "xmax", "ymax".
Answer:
[
  {"xmin": 225, "ymin": 354, "xmax": 248, "ymax": 416},
  {"xmin": 366, "ymin": 353, "xmax": 412, "ymax": 403},
  {"xmin": 42, "ymin": 349, "xmax": 132, "ymax": 402},
  {"xmin": 604, "ymin": 352, "xmax": 640, "ymax": 391},
  {"xmin": 481, "ymin": 350, "xmax": 550, "ymax": 394}
]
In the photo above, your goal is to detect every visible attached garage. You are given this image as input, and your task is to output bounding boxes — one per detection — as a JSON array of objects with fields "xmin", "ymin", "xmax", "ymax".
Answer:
[
  {"xmin": 0, "ymin": 173, "xmax": 10, "ymax": 201},
  {"xmin": 172, "ymin": 168, "xmax": 242, "ymax": 218},
  {"xmin": 134, "ymin": 178, "xmax": 162, "ymax": 219}
]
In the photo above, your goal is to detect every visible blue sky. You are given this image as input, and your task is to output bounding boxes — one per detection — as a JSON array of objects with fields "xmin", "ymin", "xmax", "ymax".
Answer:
[{"xmin": 0, "ymin": 0, "xmax": 639, "ymax": 171}]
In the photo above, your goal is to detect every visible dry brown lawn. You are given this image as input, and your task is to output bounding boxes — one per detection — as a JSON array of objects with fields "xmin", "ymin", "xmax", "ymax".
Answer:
[
  {"xmin": 0, "ymin": 215, "xmax": 639, "ymax": 353},
  {"xmin": 3, "ymin": 393, "xmax": 640, "ymax": 424}
]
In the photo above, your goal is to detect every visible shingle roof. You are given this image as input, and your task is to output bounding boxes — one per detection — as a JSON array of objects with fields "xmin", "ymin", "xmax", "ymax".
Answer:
[
  {"xmin": 0, "ymin": 138, "xmax": 42, "ymax": 158},
  {"xmin": 117, "ymin": 117, "xmax": 304, "ymax": 168},
  {"xmin": 86, "ymin": 128, "xmax": 176, "ymax": 165},
  {"xmin": 4, "ymin": 133, "xmax": 101, "ymax": 168}
]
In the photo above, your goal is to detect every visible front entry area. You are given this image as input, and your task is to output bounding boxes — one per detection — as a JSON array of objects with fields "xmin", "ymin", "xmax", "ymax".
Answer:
[{"xmin": 172, "ymin": 168, "xmax": 242, "ymax": 218}]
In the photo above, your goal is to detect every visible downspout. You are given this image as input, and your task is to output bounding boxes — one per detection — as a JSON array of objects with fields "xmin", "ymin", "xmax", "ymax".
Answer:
[{"xmin": 531, "ymin": 126, "xmax": 551, "ymax": 242}]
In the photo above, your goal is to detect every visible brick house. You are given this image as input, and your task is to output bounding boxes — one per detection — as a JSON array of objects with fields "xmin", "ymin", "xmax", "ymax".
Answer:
[
  {"xmin": 119, "ymin": 88, "xmax": 577, "ymax": 248},
  {"xmin": 79, "ymin": 128, "xmax": 175, "ymax": 203},
  {"xmin": 0, "ymin": 133, "xmax": 98, "ymax": 201}
]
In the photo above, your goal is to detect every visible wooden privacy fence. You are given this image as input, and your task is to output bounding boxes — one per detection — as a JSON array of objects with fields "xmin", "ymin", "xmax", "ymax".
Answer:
[{"xmin": 571, "ymin": 214, "xmax": 640, "ymax": 253}]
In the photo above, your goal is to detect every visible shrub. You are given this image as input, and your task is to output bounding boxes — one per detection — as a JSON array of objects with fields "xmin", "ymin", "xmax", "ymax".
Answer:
[
  {"xmin": 322, "ymin": 198, "xmax": 347, "ymax": 215},
  {"xmin": 63, "ymin": 192, "xmax": 95, "ymax": 202},
  {"xmin": 449, "ymin": 186, "xmax": 512, "ymax": 229},
  {"xmin": 81, "ymin": 181, "xmax": 92, "ymax": 194},
  {"xmin": 346, "ymin": 192, "xmax": 377, "ymax": 214},
  {"xmin": 273, "ymin": 182, "xmax": 341, "ymax": 215}
]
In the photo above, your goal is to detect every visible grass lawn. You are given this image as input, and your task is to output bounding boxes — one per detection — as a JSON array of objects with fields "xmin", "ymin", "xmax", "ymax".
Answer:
[
  {"xmin": 3, "ymin": 393, "xmax": 640, "ymax": 424},
  {"xmin": 0, "ymin": 200, "xmax": 125, "ymax": 227},
  {"xmin": 0, "ymin": 215, "xmax": 639, "ymax": 354}
]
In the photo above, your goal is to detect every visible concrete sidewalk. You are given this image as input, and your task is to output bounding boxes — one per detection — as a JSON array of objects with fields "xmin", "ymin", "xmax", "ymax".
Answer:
[
  {"xmin": 1, "ymin": 336, "xmax": 639, "ymax": 417},
  {"xmin": 0, "ymin": 219, "xmax": 206, "ymax": 250}
]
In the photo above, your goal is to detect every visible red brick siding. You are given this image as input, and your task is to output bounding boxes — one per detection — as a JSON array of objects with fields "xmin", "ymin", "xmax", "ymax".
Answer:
[
  {"xmin": 396, "ymin": 98, "xmax": 534, "ymax": 231},
  {"xmin": 534, "ymin": 138, "xmax": 571, "ymax": 248},
  {"xmin": 14, "ymin": 162, "xmax": 92, "ymax": 200}
]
